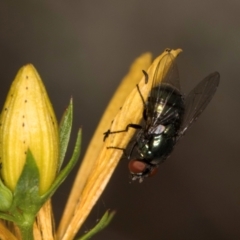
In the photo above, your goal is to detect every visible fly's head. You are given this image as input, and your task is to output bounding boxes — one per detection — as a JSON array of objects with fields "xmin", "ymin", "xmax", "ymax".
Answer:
[{"xmin": 128, "ymin": 159, "xmax": 158, "ymax": 182}]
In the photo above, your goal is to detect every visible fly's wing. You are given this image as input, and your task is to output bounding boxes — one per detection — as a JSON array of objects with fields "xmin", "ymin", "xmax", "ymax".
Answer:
[
  {"xmin": 178, "ymin": 72, "xmax": 220, "ymax": 137},
  {"xmin": 147, "ymin": 51, "xmax": 181, "ymax": 126},
  {"xmin": 153, "ymin": 51, "xmax": 181, "ymax": 90}
]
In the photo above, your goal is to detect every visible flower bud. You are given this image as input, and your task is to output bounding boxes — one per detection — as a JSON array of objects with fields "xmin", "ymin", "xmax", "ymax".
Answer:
[{"xmin": 0, "ymin": 64, "xmax": 59, "ymax": 195}]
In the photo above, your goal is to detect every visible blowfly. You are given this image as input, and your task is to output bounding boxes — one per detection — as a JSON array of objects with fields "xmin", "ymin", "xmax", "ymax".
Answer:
[{"xmin": 104, "ymin": 49, "xmax": 220, "ymax": 182}]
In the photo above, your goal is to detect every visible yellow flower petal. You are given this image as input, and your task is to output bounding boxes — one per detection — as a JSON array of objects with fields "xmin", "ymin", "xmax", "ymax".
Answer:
[
  {"xmin": 58, "ymin": 49, "xmax": 182, "ymax": 240},
  {"xmin": 58, "ymin": 52, "xmax": 152, "ymax": 239}
]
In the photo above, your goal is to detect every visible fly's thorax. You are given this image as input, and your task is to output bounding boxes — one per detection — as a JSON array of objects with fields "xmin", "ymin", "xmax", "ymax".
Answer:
[{"xmin": 146, "ymin": 84, "xmax": 185, "ymax": 128}]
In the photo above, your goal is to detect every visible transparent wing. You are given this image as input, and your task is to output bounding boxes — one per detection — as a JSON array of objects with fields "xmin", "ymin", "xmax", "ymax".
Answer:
[
  {"xmin": 150, "ymin": 50, "xmax": 180, "ymax": 98},
  {"xmin": 147, "ymin": 50, "xmax": 181, "ymax": 125},
  {"xmin": 178, "ymin": 72, "xmax": 220, "ymax": 137}
]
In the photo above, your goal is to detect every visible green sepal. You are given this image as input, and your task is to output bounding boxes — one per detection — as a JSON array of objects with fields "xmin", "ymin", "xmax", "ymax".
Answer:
[
  {"xmin": 0, "ymin": 150, "xmax": 42, "ymax": 225},
  {"xmin": 0, "ymin": 178, "xmax": 13, "ymax": 211},
  {"xmin": 12, "ymin": 150, "xmax": 41, "ymax": 221},
  {"xmin": 0, "ymin": 150, "xmax": 42, "ymax": 240},
  {"xmin": 41, "ymin": 129, "xmax": 81, "ymax": 201},
  {"xmin": 58, "ymin": 99, "xmax": 73, "ymax": 172},
  {"xmin": 78, "ymin": 210, "xmax": 116, "ymax": 240}
]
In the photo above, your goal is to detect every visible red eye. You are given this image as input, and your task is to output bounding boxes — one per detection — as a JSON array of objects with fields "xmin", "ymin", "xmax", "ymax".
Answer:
[
  {"xmin": 128, "ymin": 159, "xmax": 158, "ymax": 178},
  {"xmin": 128, "ymin": 160, "xmax": 146, "ymax": 174}
]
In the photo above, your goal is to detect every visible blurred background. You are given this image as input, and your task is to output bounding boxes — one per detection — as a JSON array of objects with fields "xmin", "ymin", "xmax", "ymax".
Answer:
[{"xmin": 0, "ymin": 1, "xmax": 239, "ymax": 239}]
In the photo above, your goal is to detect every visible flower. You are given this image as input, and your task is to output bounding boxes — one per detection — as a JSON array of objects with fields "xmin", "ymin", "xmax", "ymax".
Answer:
[
  {"xmin": 0, "ymin": 64, "xmax": 59, "ymax": 195},
  {"xmin": 0, "ymin": 63, "xmax": 81, "ymax": 240}
]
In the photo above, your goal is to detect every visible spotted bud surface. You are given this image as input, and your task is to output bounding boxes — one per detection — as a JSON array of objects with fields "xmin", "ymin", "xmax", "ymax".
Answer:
[{"xmin": 0, "ymin": 64, "xmax": 59, "ymax": 195}]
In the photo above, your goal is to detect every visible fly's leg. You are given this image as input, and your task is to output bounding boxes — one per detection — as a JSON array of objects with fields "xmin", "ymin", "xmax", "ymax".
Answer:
[
  {"xmin": 136, "ymin": 70, "xmax": 148, "ymax": 107},
  {"xmin": 103, "ymin": 123, "xmax": 142, "ymax": 141},
  {"xmin": 137, "ymin": 70, "xmax": 149, "ymax": 120},
  {"xmin": 136, "ymin": 84, "xmax": 145, "ymax": 108},
  {"xmin": 142, "ymin": 70, "xmax": 149, "ymax": 84},
  {"xmin": 127, "ymin": 141, "xmax": 137, "ymax": 159},
  {"xmin": 107, "ymin": 139, "xmax": 138, "ymax": 160},
  {"xmin": 104, "ymin": 70, "xmax": 148, "ymax": 141},
  {"xmin": 106, "ymin": 146, "xmax": 128, "ymax": 157}
]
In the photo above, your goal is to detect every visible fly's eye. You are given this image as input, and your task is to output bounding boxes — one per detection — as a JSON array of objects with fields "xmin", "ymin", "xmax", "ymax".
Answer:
[{"xmin": 128, "ymin": 160, "xmax": 146, "ymax": 174}]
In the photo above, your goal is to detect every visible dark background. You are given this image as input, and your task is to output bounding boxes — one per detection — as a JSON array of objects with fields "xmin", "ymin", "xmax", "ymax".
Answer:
[{"xmin": 0, "ymin": 1, "xmax": 239, "ymax": 239}]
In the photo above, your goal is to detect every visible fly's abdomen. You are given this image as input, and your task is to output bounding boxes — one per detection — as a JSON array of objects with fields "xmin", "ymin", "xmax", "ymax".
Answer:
[{"xmin": 138, "ymin": 131, "xmax": 175, "ymax": 162}]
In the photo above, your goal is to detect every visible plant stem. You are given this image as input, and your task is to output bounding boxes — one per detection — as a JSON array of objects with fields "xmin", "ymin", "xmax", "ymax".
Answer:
[{"xmin": 18, "ymin": 224, "xmax": 34, "ymax": 240}]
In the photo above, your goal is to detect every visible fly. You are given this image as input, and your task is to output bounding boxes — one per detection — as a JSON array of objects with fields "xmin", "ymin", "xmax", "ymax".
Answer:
[{"xmin": 104, "ymin": 49, "xmax": 220, "ymax": 182}]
